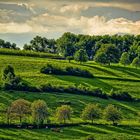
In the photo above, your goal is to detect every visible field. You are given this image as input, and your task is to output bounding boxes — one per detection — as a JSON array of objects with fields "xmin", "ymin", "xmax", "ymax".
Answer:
[{"xmin": 0, "ymin": 54, "xmax": 140, "ymax": 140}]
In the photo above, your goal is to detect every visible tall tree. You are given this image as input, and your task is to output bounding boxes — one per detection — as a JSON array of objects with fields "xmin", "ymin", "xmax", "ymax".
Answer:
[
  {"xmin": 56, "ymin": 105, "xmax": 73, "ymax": 123},
  {"xmin": 56, "ymin": 32, "xmax": 78, "ymax": 57},
  {"xmin": 94, "ymin": 44, "xmax": 120, "ymax": 65},
  {"xmin": 81, "ymin": 104, "xmax": 101, "ymax": 123},
  {"xmin": 104, "ymin": 104, "xmax": 122, "ymax": 125},
  {"xmin": 10, "ymin": 99, "xmax": 31, "ymax": 124},
  {"xmin": 74, "ymin": 49, "xmax": 88, "ymax": 64},
  {"xmin": 31, "ymin": 100, "xmax": 49, "ymax": 127}
]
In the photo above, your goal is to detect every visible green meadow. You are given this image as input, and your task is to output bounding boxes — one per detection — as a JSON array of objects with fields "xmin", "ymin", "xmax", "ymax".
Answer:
[{"xmin": 0, "ymin": 54, "xmax": 140, "ymax": 140}]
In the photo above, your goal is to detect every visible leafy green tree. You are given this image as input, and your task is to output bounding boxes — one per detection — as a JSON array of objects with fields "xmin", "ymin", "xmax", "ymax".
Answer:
[
  {"xmin": 104, "ymin": 104, "xmax": 122, "ymax": 125},
  {"xmin": 56, "ymin": 105, "xmax": 73, "ymax": 123},
  {"xmin": 94, "ymin": 44, "xmax": 120, "ymax": 65},
  {"xmin": 119, "ymin": 52, "xmax": 130, "ymax": 66},
  {"xmin": 131, "ymin": 57, "xmax": 140, "ymax": 68},
  {"xmin": 31, "ymin": 100, "xmax": 49, "ymax": 127},
  {"xmin": 23, "ymin": 44, "xmax": 33, "ymax": 51},
  {"xmin": 10, "ymin": 99, "xmax": 31, "ymax": 124},
  {"xmin": 56, "ymin": 32, "xmax": 78, "ymax": 57},
  {"xmin": 74, "ymin": 49, "xmax": 88, "ymax": 64},
  {"xmin": 2, "ymin": 65, "xmax": 15, "ymax": 81},
  {"xmin": 66, "ymin": 56, "xmax": 73, "ymax": 63},
  {"xmin": 81, "ymin": 104, "xmax": 101, "ymax": 123}
]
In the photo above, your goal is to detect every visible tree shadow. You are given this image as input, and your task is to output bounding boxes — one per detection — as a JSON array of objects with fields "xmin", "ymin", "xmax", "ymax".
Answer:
[{"xmin": 54, "ymin": 75, "xmax": 116, "ymax": 92}]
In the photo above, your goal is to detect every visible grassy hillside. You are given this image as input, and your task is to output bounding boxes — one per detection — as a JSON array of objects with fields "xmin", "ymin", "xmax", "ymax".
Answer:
[
  {"xmin": 0, "ymin": 54, "xmax": 140, "ymax": 140},
  {"xmin": 0, "ymin": 55, "xmax": 140, "ymax": 98},
  {"xmin": 0, "ymin": 91, "xmax": 139, "ymax": 140}
]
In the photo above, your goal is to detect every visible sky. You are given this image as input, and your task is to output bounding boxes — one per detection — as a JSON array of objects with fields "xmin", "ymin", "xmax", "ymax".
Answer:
[{"xmin": 0, "ymin": 0, "xmax": 140, "ymax": 47}]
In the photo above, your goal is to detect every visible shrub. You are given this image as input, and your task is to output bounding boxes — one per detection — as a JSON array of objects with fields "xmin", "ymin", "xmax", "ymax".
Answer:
[
  {"xmin": 41, "ymin": 64, "xmax": 93, "ymax": 78},
  {"xmin": 110, "ymin": 90, "xmax": 133, "ymax": 101},
  {"xmin": 40, "ymin": 84, "xmax": 108, "ymax": 99},
  {"xmin": 40, "ymin": 64, "xmax": 66, "ymax": 75}
]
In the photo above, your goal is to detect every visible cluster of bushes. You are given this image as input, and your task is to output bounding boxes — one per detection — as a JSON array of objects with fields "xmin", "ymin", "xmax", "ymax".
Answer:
[
  {"xmin": 40, "ymin": 84, "xmax": 107, "ymax": 99},
  {"xmin": 2, "ymin": 65, "xmax": 135, "ymax": 101},
  {"xmin": 0, "ymin": 48, "xmax": 63, "ymax": 59},
  {"xmin": 40, "ymin": 64, "xmax": 93, "ymax": 78},
  {"xmin": 5, "ymin": 99, "xmax": 123, "ymax": 127},
  {"xmin": 110, "ymin": 89, "xmax": 134, "ymax": 101},
  {"xmin": 1, "ymin": 65, "xmax": 38, "ymax": 92}
]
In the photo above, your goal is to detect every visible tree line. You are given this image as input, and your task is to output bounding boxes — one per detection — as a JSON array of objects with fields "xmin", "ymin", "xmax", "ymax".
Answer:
[
  {"xmin": 5, "ymin": 98, "xmax": 123, "ymax": 127},
  {"xmin": 0, "ymin": 33, "xmax": 140, "ymax": 66}
]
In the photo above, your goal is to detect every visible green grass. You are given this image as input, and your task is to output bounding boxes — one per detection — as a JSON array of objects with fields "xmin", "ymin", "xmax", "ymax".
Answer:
[
  {"xmin": 0, "ymin": 54, "xmax": 140, "ymax": 139},
  {"xmin": 0, "ymin": 55, "xmax": 140, "ymax": 98},
  {"xmin": 0, "ymin": 91, "xmax": 139, "ymax": 140}
]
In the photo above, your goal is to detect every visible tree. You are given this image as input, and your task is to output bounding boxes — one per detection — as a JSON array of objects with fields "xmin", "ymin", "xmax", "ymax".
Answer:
[
  {"xmin": 31, "ymin": 100, "xmax": 49, "ymax": 127},
  {"xmin": 10, "ymin": 99, "xmax": 31, "ymax": 124},
  {"xmin": 2, "ymin": 65, "xmax": 26, "ymax": 90},
  {"xmin": 81, "ymin": 104, "xmax": 101, "ymax": 124},
  {"xmin": 119, "ymin": 52, "xmax": 130, "ymax": 66},
  {"xmin": 56, "ymin": 105, "xmax": 73, "ymax": 123},
  {"xmin": 104, "ymin": 104, "xmax": 122, "ymax": 125},
  {"xmin": 74, "ymin": 49, "xmax": 88, "ymax": 64},
  {"xmin": 131, "ymin": 57, "xmax": 140, "ymax": 68},
  {"xmin": 2, "ymin": 65, "xmax": 15, "ymax": 81},
  {"xmin": 94, "ymin": 44, "xmax": 120, "ymax": 65},
  {"xmin": 56, "ymin": 32, "xmax": 78, "ymax": 57},
  {"xmin": 66, "ymin": 56, "xmax": 73, "ymax": 63}
]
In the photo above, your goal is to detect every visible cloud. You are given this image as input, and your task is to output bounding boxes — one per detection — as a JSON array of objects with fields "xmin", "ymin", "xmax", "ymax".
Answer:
[
  {"xmin": 27, "ymin": 13, "xmax": 140, "ymax": 35},
  {"xmin": 67, "ymin": 16, "xmax": 140, "ymax": 35},
  {"xmin": 60, "ymin": 4, "xmax": 89, "ymax": 13}
]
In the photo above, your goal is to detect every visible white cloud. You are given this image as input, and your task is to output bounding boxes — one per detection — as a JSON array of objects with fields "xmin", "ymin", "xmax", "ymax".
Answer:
[
  {"xmin": 0, "ymin": 13, "xmax": 140, "ymax": 35},
  {"xmin": 60, "ymin": 4, "xmax": 89, "ymax": 13}
]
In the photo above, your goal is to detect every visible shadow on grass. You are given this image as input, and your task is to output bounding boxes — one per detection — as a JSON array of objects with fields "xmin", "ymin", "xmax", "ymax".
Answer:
[
  {"xmin": 105, "ymin": 65, "xmax": 140, "ymax": 79},
  {"xmin": 55, "ymin": 75, "xmax": 115, "ymax": 92}
]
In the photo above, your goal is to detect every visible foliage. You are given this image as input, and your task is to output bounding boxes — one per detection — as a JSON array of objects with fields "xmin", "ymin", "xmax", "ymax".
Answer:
[
  {"xmin": 31, "ymin": 100, "xmax": 49, "ymax": 126},
  {"xmin": 119, "ymin": 52, "xmax": 130, "ymax": 66},
  {"xmin": 0, "ymin": 39, "xmax": 18, "ymax": 49},
  {"xmin": 56, "ymin": 32, "xmax": 78, "ymax": 57},
  {"xmin": 104, "ymin": 104, "xmax": 122, "ymax": 125},
  {"xmin": 56, "ymin": 105, "xmax": 73, "ymax": 123},
  {"xmin": 9, "ymin": 99, "xmax": 30, "ymax": 124},
  {"xmin": 0, "ymin": 48, "xmax": 63, "ymax": 59},
  {"xmin": 2, "ymin": 65, "xmax": 15, "ymax": 80},
  {"xmin": 66, "ymin": 56, "xmax": 73, "ymax": 63},
  {"xmin": 40, "ymin": 64, "xmax": 93, "ymax": 78},
  {"xmin": 110, "ymin": 89, "xmax": 133, "ymax": 101},
  {"xmin": 23, "ymin": 36, "xmax": 57, "ymax": 53},
  {"xmin": 74, "ymin": 49, "xmax": 88, "ymax": 63},
  {"xmin": 81, "ymin": 104, "xmax": 101, "ymax": 123},
  {"xmin": 94, "ymin": 44, "xmax": 120, "ymax": 65},
  {"xmin": 131, "ymin": 57, "xmax": 140, "ymax": 68}
]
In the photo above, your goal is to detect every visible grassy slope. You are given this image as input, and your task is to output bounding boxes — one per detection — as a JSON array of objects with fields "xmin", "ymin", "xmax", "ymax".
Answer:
[
  {"xmin": 0, "ymin": 55, "xmax": 140, "ymax": 98},
  {"xmin": 0, "ymin": 91, "xmax": 139, "ymax": 140},
  {"xmin": 0, "ymin": 54, "xmax": 140, "ymax": 140}
]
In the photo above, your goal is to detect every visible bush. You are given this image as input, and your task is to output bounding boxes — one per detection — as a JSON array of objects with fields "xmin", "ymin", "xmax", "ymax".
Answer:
[
  {"xmin": 40, "ymin": 84, "xmax": 108, "ymax": 99},
  {"xmin": 110, "ymin": 90, "xmax": 133, "ymax": 101},
  {"xmin": 41, "ymin": 64, "xmax": 93, "ymax": 78}
]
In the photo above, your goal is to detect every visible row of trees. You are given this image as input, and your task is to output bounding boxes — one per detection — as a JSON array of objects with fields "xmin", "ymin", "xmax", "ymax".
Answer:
[
  {"xmin": 0, "ymin": 33, "xmax": 140, "ymax": 66},
  {"xmin": 0, "ymin": 39, "xmax": 18, "ymax": 50},
  {"xmin": 6, "ymin": 98, "xmax": 122, "ymax": 126}
]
